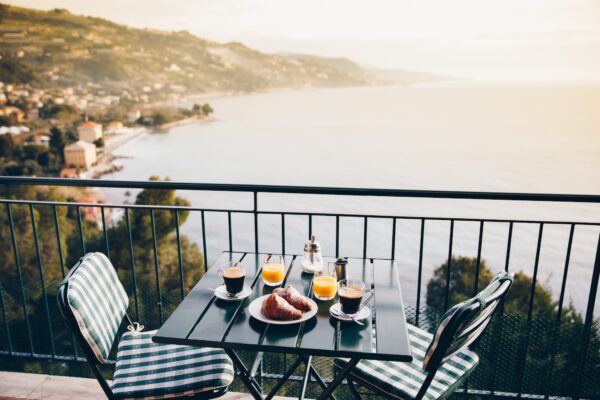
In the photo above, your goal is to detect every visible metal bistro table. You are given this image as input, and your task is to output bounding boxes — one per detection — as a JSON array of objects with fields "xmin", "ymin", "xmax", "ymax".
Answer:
[{"xmin": 153, "ymin": 252, "xmax": 412, "ymax": 400}]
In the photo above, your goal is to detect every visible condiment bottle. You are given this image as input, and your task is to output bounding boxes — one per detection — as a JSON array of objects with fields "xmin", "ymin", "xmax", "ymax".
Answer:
[
  {"xmin": 333, "ymin": 257, "xmax": 348, "ymax": 281},
  {"xmin": 301, "ymin": 235, "xmax": 323, "ymax": 272}
]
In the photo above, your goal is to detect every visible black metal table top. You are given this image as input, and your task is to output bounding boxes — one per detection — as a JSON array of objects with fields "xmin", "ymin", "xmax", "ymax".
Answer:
[{"xmin": 153, "ymin": 252, "xmax": 412, "ymax": 362}]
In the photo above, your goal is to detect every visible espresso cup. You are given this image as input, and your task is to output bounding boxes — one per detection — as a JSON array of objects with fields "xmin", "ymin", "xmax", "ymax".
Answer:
[
  {"xmin": 219, "ymin": 262, "xmax": 246, "ymax": 295},
  {"xmin": 338, "ymin": 279, "xmax": 372, "ymax": 315}
]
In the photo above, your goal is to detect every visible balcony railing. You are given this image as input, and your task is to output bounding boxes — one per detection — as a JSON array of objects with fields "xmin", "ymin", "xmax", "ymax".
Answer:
[{"xmin": 0, "ymin": 176, "xmax": 599, "ymax": 399}]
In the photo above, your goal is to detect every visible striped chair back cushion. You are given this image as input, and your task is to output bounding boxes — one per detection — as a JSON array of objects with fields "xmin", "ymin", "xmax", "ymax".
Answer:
[
  {"xmin": 423, "ymin": 271, "xmax": 514, "ymax": 371},
  {"xmin": 66, "ymin": 252, "xmax": 129, "ymax": 363}
]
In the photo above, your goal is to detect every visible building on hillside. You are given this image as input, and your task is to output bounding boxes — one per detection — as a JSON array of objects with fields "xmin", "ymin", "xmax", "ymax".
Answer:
[
  {"xmin": 59, "ymin": 168, "xmax": 80, "ymax": 178},
  {"xmin": 127, "ymin": 108, "xmax": 141, "ymax": 123},
  {"xmin": 75, "ymin": 197, "xmax": 102, "ymax": 224},
  {"xmin": 107, "ymin": 120, "xmax": 124, "ymax": 134},
  {"xmin": 77, "ymin": 121, "xmax": 103, "ymax": 142},
  {"xmin": 64, "ymin": 140, "xmax": 97, "ymax": 169},
  {"xmin": 27, "ymin": 107, "xmax": 39, "ymax": 121},
  {"xmin": 32, "ymin": 134, "xmax": 50, "ymax": 147}
]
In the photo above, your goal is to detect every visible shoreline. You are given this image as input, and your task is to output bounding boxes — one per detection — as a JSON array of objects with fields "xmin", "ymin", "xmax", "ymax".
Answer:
[{"xmin": 87, "ymin": 115, "xmax": 214, "ymax": 179}]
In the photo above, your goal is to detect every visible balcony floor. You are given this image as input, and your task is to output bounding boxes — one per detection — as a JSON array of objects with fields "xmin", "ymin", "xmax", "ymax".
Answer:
[{"xmin": 0, "ymin": 371, "xmax": 293, "ymax": 400}]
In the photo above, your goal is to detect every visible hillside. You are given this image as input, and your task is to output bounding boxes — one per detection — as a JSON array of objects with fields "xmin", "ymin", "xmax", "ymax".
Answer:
[{"xmin": 0, "ymin": 5, "xmax": 447, "ymax": 95}]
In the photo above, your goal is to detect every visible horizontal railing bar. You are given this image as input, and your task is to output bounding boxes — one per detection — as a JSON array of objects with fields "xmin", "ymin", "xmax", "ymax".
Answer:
[
  {"xmin": 2, "ymin": 176, "xmax": 600, "ymax": 203},
  {"xmin": 0, "ymin": 199, "xmax": 598, "ymax": 225}
]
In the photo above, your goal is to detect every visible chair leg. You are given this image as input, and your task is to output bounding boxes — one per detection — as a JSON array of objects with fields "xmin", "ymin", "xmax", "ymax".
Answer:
[{"xmin": 414, "ymin": 370, "xmax": 436, "ymax": 400}]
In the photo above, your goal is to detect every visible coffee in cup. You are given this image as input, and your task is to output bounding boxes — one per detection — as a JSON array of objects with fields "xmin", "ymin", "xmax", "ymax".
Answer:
[
  {"xmin": 220, "ymin": 262, "xmax": 246, "ymax": 295},
  {"xmin": 338, "ymin": 279, "xmax": 372, "ymax": 315}
]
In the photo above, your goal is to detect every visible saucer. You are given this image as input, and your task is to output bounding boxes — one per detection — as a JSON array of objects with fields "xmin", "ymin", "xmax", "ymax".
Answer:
[
  {"xmin": 213, "ymin": 285, "xmax": 252, "ymax": 301},
  {"xmin": 329, "ymin": 303, "xmax": 371, "ymax": 321},
  {"xmin": 300, "ymin": 261, "xmax": 323, "ymax": 274}
]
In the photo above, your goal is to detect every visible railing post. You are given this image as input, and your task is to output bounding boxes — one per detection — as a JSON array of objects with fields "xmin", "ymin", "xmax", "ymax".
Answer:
[
  {"xmin": 545, "ymin": 223, "xmax": 575, "ymax": 399},
  {"xmin": 0, "ymin": 281, "xmax": 12, "ymax": 354},
  {"xmin": 281, "ymin": 213, "xmax": 286, "ymax": 255},
  {"xmin": 415, "ymin": 218, "xmax": 425, "ymax": 326},
  {"xmin": 101, "ymin": 207, "xmax": 110, "ymax": 259},
  {"xmin": 574, "ymin": 233, "xmax": 600, "ymax": 400},
  {"xmin": 6, "ymin": 203, "xmax": 34, "ymax": 354},
  {"xmin": 444, "ymin": 220, "xmax": 454, "ymax": 311},
  {"xmin": 253, "ymin": 192, "xmax": 259, "ymax": 256},
  {"xmin": 125, "ymin": 208, "xmax": 140, "ymax": 321},
  {"xmin": 76, "ymin": 206, "xmax": 86, "ymax": 254},
  {"xmin": 150, "ymin": 210, "xmax": 163, "ymax": 324},
  {"xmin": 201, "ymin": 210, "xmax": 208, "ymax": 272},
  {"xmin": 29, "ymin": 204, "xmax": 55, "ymax": 357},
  {"xmin": 175, "ymin": 210, "xmax": 185, "ymax": 300}
]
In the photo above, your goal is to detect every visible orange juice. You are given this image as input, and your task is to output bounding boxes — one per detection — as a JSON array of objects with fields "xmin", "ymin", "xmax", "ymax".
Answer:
[
  {"xmin": 262, "ymin": 262, "xmax": 285, "ymax": 286},
  {"xmin": 313, "ymin": 275, "xmax": 337, "ymax": 300}
]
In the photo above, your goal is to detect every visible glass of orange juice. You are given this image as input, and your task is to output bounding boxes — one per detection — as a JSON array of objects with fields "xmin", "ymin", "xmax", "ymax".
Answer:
[
  {"xmin": 262, "ymin": 255, "xmax": 285, "ymax": 286},
  {"xmin": 312, "ymin": 263, "xmax": 337, "ymax": 301}
]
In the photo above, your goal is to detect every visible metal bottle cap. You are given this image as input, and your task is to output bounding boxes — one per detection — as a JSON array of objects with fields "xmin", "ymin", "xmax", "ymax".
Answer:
[
  {"xmin": 335, "ymin": 257, "xmax": 348, "ymax": 266},
  {"xmin": 304, "ymin": 235, "xmax": 321, "ymax": 253}
]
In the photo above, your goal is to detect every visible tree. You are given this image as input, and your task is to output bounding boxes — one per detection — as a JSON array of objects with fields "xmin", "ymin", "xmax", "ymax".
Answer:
[
  {"xmin": 93, "ymin": 138, "xmax": 105, "ymax": 148},
  {"xmin": 201, "ymin": 103, "xmax": 214, "ymax": 116},
  {"xmin": 0, "ymin": 4, "xmax": 9, "ymax": 24},
  {"xmin": 49, "ymin": 127, "xmax": 66, "ymax": 160},
  {"xmin": 426, "ymin": 255, "xmax": 599, "ymax": 396},
  {"xmin": 0, "ymin": 133, "xmax": 14, "ymax": 158},
  {"xmin": 88, "ymin": 176, "xmax": 205, "ymax": 327},
  {"xmin": 151, "ymin": 112, "xmax": 168, "ymax": 126},
  {"xmin": 426, "ymin": 256, "xmax": 555, "ymax": 319}
]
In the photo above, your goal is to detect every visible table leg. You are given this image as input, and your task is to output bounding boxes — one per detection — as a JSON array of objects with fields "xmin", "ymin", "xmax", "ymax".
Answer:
[
  {"xmin": 225, "ymin": 349, "xmax": 263, "ymax": 400},
  {"xmin": 298, "ymin": 356, "xmax": 312, "ymax": 400},
  {"xmin": 315, "ymin": 358, "xmax": 360, "ymax": 400},
  {"xmin": 309, "ymin": 367, "xmax": 337, "ymax": 400},
  {"xmin": 264, "ymin": 355, "xmax": 306, "ymax": 400}
]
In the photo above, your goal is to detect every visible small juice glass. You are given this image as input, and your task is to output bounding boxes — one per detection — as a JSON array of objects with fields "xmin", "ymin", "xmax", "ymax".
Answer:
[
  {"xmin": 312, "ymin": 262, "xmax": 337, "ymax": 301},
  {"xmin": 262, "ymin": 255, "xmax": 285, "ymax": 286}
]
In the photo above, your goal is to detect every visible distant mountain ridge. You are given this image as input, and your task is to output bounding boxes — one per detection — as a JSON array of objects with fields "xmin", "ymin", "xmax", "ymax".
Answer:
[{"xmin": 0, "ymin": 5, "xmax": 448, "ymax": 94}]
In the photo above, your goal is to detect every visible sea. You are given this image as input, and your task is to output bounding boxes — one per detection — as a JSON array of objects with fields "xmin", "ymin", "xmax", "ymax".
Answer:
[{"xmin": 102, "ymin": 82, "xmax": 600, "ymax": 314}]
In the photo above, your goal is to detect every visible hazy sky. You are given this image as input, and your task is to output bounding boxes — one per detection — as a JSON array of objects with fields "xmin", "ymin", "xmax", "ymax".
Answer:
[{"xmin": 7, "ymin": 0, "xmax": 600, "ymax": 81}]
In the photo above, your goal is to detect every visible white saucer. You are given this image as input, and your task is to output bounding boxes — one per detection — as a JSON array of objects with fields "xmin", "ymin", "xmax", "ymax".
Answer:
[
  {"xmin": 213, "ymin": 285, "xmax": 252, "ymax": 301},
  {"xmin": 329, "ymin": 303, "xmax": 371, "ymax": 321},
  {"xmin": 300, "ymin": 261, "xmax": 323, "ymax": 274}
]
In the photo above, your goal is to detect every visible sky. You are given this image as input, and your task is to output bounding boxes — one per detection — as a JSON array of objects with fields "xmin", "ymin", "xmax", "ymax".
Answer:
[{"xmin": 6, "ymin": 0, "xmax": 600, "ymax": 81}]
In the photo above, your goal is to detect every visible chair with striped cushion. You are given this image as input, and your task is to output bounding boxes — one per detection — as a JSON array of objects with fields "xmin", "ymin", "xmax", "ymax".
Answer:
[
  {"xmin": 335, "ymin": 271, "xmax": 514, "ymax": 400},
  {"xmin": 57, "ymin": 252, "xmax": 234, "ymax": 400}
]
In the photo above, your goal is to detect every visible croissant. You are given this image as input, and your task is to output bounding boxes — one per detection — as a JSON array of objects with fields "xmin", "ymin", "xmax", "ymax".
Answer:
[
  {"xmin": 274, "ymin": 285, "xmax": 313, "ymax": 312},
  {"xmin": 261, "ymin": 293, "xmax": 303, "ymax": 320}
]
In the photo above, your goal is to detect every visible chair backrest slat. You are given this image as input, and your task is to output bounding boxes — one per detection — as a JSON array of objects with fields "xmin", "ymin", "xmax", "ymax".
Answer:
[
  {"xmin": 57, "ymin": 252, "xmax": 129, "ymax": 364},
  {"xmin": 423, "ymin": 272, "xmax": 514, "ymax": 372}
]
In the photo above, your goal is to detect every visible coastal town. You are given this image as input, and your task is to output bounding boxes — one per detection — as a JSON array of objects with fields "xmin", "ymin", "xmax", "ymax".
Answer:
[{"xmin": 0, "ymin": 79, "xmax": 214, "ymax": 180}]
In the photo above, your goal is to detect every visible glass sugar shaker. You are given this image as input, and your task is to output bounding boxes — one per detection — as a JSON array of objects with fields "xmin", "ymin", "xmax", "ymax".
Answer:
[{"xmin": 302, "ymin": 235, "xmax": 323, "ymax": 272}]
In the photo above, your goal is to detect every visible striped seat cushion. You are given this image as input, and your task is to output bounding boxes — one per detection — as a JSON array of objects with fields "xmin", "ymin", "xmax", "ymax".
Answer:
[
  {"xmin": 335, "ymin": 324, "xmax": 478, "ymax": 400},
  {"xmin": 112, "ymin": 330, "xmax": 234, "ymax": 400},
  {"xmin": 66, "ymin": 252, "xmax": 129, "ymax": 363}
]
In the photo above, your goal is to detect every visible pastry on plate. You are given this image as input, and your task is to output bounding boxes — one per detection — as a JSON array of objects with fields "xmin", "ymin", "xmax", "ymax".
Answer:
[
  {"xmin": 261, "ymin": 293, "xmax": 303, "ymax": 320},
  {"xmin": 274, "ymin": 285, "xmax": 313, "ymax": 312}
]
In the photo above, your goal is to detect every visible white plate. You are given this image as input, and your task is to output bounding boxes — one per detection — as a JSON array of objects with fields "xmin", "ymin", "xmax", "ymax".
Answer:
[
  {"xmin": 329, "ymin": 303, "xmax": 371, "ymax": 321},
  {"xmin": 213, "ymin": 285, "xmax": 252, "ymax": 301},
  {"xmin": 248, "ymin": 295, "xmax": 318, "ymax": 325}
]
